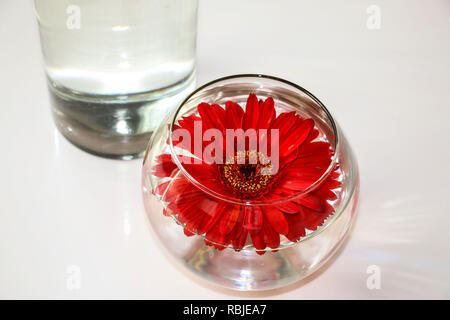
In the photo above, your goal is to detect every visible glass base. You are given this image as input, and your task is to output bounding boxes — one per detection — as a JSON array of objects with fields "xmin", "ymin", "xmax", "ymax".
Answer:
[
  {"xmin": 143, "ymin": 168, "xmax": 359, "ymax": 291},
  {"xmin": 48, "ymin": 72, "xmax": 195, "ymax": 160}
]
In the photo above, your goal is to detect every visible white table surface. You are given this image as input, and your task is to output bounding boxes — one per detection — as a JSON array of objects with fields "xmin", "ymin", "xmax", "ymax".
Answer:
[{"xmin": 1, "ymin": 0, "xmax": 449, "ymax": 299}]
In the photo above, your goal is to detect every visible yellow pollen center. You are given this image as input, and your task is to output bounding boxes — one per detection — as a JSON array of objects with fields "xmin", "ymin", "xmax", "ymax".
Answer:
[{"xmin": 221, "ymin": 150, "xmax": 274, "ymax": 198}]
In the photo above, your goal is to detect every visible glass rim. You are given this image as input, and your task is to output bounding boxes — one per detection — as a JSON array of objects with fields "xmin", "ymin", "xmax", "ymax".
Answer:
[{"xmin": 168, "ymin": 73, "xmax": 340, "ymax": 206}]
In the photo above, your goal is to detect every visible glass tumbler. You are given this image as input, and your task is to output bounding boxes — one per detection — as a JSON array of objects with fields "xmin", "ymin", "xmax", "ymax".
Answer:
[
  {"xmin": 35, "ymin": 0, "xmax": 198, "ymax": 159},
  {"xmin": 142, "ymin": 75, "xmax": 359, "ymax": 290}
]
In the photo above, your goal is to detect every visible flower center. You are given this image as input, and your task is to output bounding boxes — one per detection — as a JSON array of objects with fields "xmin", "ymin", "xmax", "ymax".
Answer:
[{"xmin": 220, "ymin": 150, "xmax": 274, "ymax": 198}]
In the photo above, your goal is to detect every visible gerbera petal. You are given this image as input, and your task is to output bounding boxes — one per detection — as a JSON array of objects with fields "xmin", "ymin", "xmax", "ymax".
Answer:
[
  {"xmin": 262, "ymin": 207, "xmax": 289, "ymax": 235},
  {"xmin": 199, "ymin": 202, "xmax": 226, "ymax": 234},
  {"xmin": 263, "ymin": 193, "xmax": 299, "ymax": 214},
  {"xmin": 225, "ymin": 101, "xmax": 244, "ymax": 129},
  {"xmin": 184, "ymin": 212, "xmax": 206, "ymax": 234},
  {"xmin": 219, "ymin": 205, "xmax": 242, "ymax": 235},
  {"xmin": 302, "ymin": 206, "xmax": 329, "ymax": 230},
  {"xmin": 321, "ymin": 179, "xmax": 342, "ymax": 190},
  {"xmin": 283, "ymin": 167, "xmax": 324, "ymax": 182},
  {"xmin": 186, "ymin": 198, "xmax": 221, "ymax": 235},
  {"xmin": 205, "ymin": 228, "xmax": 231, "ymax": 250},
  {"xmin": 297, "ymin": 141, "xmax": 333, "ymax": 160},
  {"xmin": 152, "ymin": 154, "xmax": 177, "ymax": 177},
  {"xmin": 270, "ymin": 111, "xmax": 297, "ymax": 134},
  {"xmin": 305, "ymin": 127, "xmax": 320, "ymax": 144},
  {"xmin": 172, "ymin": 114, "xmax": 201, "ymax": 138},
  {"xmin": 279, "ymin": 118, "xmax": 314, "ymax": 159},
  {"xmin": 251, "ymin": 231, "xmax": 266, "ymax": 251},
  {"xmin": 182, "ymin": 162, "xmax": 216, "ymax": 180},
  {"xmin": 296, "ymin": 194, "xmax": 323, "ymax": 212},
  {"xmin": 197, "ymin": 102, "xmax": 226, "ymax": 131},
  {"xmin": 232, "ymin": 228, "xmax": 248, "ymax": 251},
  {"xmin": 172, "ymin": 188, "xmax": 205, "ymax": 205},
  {"xmin": 159, "ymin": 178, "xmax": 191, "ymax": 202},
  {"xmin": 284, "ymin": 213, "xmax": 306, "ymax": 242},
  {"xmin": 316, "ymin": 188, "xmax": 338, "ymax": 201},
  {"xmin": 263, "ymin": 222, "xmax": 280, "ymax": 249},
  {"xmin": 279, "ymin": 179, "xmax": 316, "ymax": 191},
  {"xmin": 278, "ymin": 201, "xmax": 299, "ymax": 214},
  {"xmin": 243, "ymin": 94, "xmax": 259, "ymax": 129},
  {"xmin": 177, "ymin": 202, "xmax": 204, "ymax": 224},
  {"xmin": 286, "ymin": 157, "xmax": 332, "ymax": 170},
  {"xmin": 257, "ymin": 97, "xmax": 276, "ymax": 129},
  {"xmin": 245, "ymin": 206, "xmax": 263, "ymax": 235},
  {"xmin": 231, "ymin": 210, "xmax": 248, "ymax": 251},
  {"xmin": 155, "ymin": 180, "xmax": 170, "ymax": 196}
]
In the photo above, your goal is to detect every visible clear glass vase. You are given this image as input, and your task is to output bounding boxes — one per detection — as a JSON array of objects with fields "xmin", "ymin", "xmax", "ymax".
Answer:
[
  {"xmin": 142, "ymin": 74, "xmax": 359, "ymax": 290},
  {"xmin": 35, "ymin": 0, "xmax": 198, "ymax": 159}
]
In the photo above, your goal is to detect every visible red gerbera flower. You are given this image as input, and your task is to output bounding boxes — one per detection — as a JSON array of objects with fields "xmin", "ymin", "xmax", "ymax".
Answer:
[{"xmin": 152, "ymin": 94, "xmax": 341, "ymax": 254}]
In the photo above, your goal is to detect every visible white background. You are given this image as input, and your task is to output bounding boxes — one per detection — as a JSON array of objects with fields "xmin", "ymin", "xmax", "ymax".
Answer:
[{"xmin": 1, "ymin": 0, "xmax": 449, "ymax": 299}]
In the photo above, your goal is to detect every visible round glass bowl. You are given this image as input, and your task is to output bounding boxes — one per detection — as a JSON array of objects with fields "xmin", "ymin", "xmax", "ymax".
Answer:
[{"xmin": 142, "ymin": 74, "xmax": 359, "ymax": 290}]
